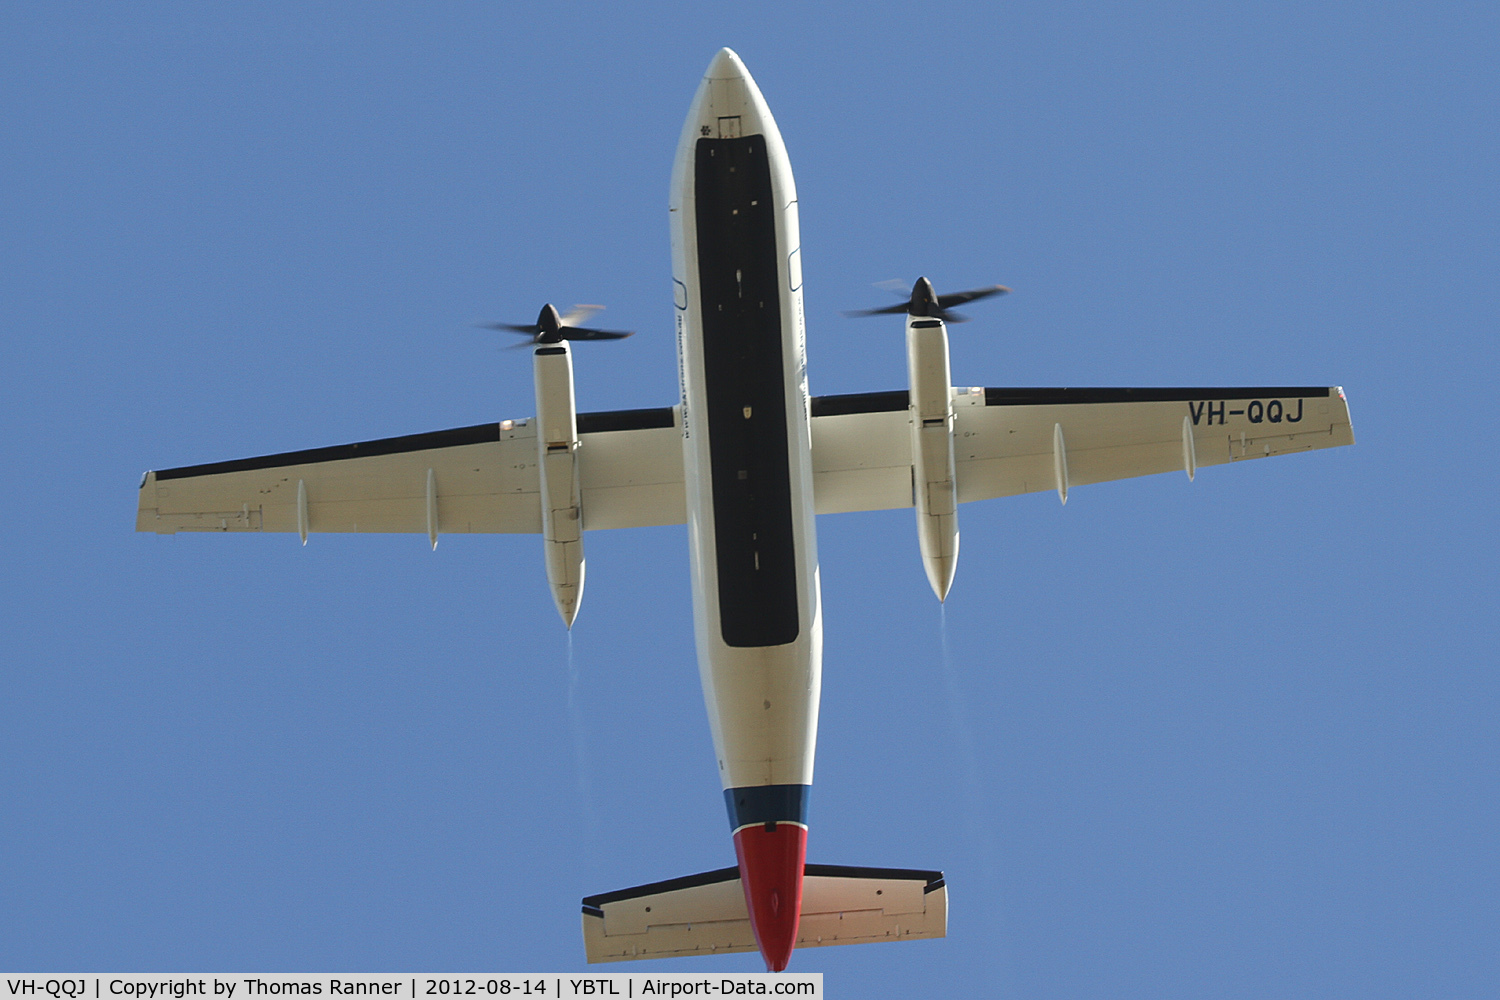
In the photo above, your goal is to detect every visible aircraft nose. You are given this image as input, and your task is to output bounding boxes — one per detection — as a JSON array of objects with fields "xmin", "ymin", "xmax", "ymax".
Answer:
[
  {"xmin": 690, "ymin": 48, "xmax": 771, "ymax": 140},
  {"xmin": 705, "ymin": 47, "xmax": 749, "ymax": 82}
]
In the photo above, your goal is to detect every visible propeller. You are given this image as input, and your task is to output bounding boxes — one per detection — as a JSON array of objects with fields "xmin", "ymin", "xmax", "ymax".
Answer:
[
  {"xmin": 479, "ymin": 304, "xmax": 634, "ymax": 347},
  {"xmin": 845, "ymin": 277, "xmax": 1009, "ymax": 325}
]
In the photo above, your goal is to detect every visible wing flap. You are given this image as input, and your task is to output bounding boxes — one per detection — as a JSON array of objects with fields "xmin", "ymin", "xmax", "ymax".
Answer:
[
  {"xmin": 581, "ymin": 864, "xmax": 946, "ymax": 964},
  {"xmin": 578, "ymin": 412, "xmax": 686, "ymax": 530},
  {"xmin": 810, "ymin": 408, "xmax": 912, "ymax": 515}
]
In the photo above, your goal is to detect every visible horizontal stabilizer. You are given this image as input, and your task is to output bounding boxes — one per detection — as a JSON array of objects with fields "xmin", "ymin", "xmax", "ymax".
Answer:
[{"xmin": 581, "ymin": 864, "xmax": 946, "ymax": 964}]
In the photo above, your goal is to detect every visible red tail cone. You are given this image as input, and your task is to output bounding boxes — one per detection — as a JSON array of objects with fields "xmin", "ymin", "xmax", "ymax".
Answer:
[{"xmin": 733, "ymin": 823, "xmax": 807, "ymax": 972}]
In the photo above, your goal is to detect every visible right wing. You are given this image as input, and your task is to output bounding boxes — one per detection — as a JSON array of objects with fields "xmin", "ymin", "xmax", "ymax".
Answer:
[
  {"xmin": 811, "ymin": 386, "xmax": 1354, "ymax": 513},
  {"xmin": 136, "ymin": 407, "xmax": 685, "ymax": 535}
]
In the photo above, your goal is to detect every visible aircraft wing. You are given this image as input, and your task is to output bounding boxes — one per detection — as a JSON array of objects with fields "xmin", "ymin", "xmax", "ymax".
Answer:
[
  {"xmin": 136, "ymin": 407, "xmax": 685, "ymax": 536},
  {"xmin": 811, "ymin": 386, "xmax": 1354, "ymax": 513},
  {"xmin": 139, "ymin": 387, "xmax": 1353, "ymax": 534}
]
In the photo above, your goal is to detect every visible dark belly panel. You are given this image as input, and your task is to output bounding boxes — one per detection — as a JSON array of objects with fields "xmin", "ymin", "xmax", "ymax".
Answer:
[{"xmin": 695, "ymin": 137, "xmax": 799, "ymax": 648}]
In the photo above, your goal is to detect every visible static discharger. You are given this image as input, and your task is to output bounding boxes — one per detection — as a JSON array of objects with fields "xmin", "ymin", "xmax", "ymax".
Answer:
[
  {"xmin": 296, "ymin": 478, "xmax": 308, "ymax": 544},
  {"xmin": 1182, "ymin": 415, "xmax": 1197, "ymax": 482},
  {"xmin": 1053, "ymin": 423, "xmax": 1069, "ymax": 505},
  {"xmin": 426, "ymin": 468, "xmax": 439, "ymax": 550}
]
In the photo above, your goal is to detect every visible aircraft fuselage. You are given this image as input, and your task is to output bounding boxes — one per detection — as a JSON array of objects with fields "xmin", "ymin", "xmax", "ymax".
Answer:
[{"xmin": 669, "ymin": 49, "xmax": 820, "ymax": 972}]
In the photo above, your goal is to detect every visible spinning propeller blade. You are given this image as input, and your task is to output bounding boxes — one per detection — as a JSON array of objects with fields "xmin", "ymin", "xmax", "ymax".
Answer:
[
  {"xmin": 478, "ymin": 303, "xmax": 634, "ymax": 346},
  {"xmin": 845, "ymin": 277, "xmax": 1009, "ymax": 324}
]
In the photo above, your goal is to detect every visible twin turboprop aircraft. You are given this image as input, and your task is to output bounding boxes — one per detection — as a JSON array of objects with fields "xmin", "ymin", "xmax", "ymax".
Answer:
[{"xmin": 135, "ymin": 49, "xmax": 1355, "ymax": 971}]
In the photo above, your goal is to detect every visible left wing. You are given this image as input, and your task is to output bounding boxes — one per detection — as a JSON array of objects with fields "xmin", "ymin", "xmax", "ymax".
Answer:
[{"xmin": 136, "ymin": 407, "xmax": 685, "ymax": 536}]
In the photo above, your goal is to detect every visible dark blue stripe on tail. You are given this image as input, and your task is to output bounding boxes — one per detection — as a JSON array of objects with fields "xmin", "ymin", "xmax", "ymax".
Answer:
[{"xmin": 724, "ymin": 784, "xmax": 810, "ymax": 831}]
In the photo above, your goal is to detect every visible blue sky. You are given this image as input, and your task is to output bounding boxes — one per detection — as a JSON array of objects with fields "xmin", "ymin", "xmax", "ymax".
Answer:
[{"xmin": 3, "ymin": 2, "xmax": 1497, "ymax": 995}]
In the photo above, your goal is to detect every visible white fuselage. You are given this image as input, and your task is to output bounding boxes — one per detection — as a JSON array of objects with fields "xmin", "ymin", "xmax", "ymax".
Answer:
[{"xmin": 668, "ymin": 52, "xmax": 822, "ymax": 816}]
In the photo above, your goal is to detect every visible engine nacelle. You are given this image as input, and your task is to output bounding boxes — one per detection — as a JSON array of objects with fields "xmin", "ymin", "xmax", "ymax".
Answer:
[
  {"xmin": 533, "ymin": 342, "xmax": 585, "ymax": 627},
  {"xmin": 906, "ymin": 317, "xmax": 959, "ymax": 601}
]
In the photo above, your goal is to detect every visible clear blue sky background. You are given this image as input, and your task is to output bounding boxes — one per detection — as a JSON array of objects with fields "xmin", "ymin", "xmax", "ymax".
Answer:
[{"xmin": 3, "ymin": 3, "xmax": 1496, "ymax": 995}]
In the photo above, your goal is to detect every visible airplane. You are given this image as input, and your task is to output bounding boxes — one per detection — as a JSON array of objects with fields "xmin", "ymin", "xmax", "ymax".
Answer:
[{"xmin": 135, "ymin": 48, "xmax": 1356, "ymax": 971}]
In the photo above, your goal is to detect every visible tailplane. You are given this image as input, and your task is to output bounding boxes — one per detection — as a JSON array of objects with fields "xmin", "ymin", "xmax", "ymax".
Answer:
[{"xmin": 581, "ymin": 864, "xmax": 946, "ymax": 964}]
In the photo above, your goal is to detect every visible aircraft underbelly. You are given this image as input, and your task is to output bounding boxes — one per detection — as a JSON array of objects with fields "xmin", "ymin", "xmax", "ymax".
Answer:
[{"xmin": 671, "ymin": 73, "xmax": 821, "ymax": 804}]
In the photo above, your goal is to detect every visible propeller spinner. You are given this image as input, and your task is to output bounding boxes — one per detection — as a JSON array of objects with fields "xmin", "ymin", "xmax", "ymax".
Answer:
[
  {"xmin": 845, "ymin": 277, "xmax": 1009, "ymax": 325},
  {"xmin": 480, "ymin": 304, "xmax": 634, "ymax": 346}
]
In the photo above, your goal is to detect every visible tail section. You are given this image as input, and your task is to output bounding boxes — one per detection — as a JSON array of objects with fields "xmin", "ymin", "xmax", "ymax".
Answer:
[
  {"xmin": 722, "ymin": 784, "xmax": 811, "ymax": 969},
  {"xmin": 581, "ymin": 863, "xmax": 947, "ymax": 966},
  {"xmin": 732, "ymin": 823, "xmax": 808, "ymax": 970}
]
